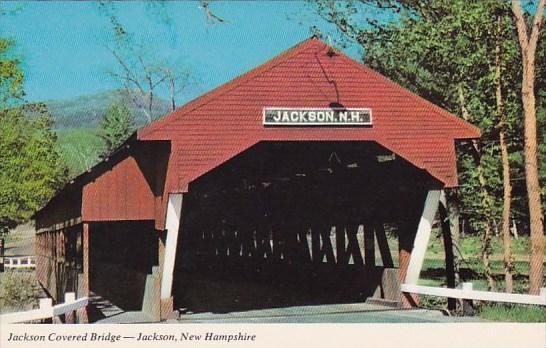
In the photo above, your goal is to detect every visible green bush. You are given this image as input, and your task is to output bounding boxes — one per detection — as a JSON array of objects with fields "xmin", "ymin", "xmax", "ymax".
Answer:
[{"xmin": 0, "ymin": 271, "xmax": 41, "ymax": 313}]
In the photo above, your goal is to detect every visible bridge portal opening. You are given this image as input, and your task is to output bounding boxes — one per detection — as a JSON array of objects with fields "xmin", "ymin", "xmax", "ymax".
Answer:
[{"xmin": 172, "ymin": 141, "xmax": 432, "ymax": 313}]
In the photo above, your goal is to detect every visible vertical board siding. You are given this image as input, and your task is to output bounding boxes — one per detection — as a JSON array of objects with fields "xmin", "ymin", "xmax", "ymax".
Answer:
[
  {"xmin": 35, "ymin": 188, "xmax": 82, "ymax": 231},
  {"xmin": 82, "ymin": 155, "xmax": 155, "ymax": 221},
  {"xmin": 35, "ymin": 225, "xmax": 82, "ymax": 301}
]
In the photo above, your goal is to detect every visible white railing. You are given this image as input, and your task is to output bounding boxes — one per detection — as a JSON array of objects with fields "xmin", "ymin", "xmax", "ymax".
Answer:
[
  {"xmin": 401, "ymin": 283, "xmax": 546, "ymax": 306},
  {"xmin": 0, "ymin": 292, "xmax": 88, "ymax": 324},
  {"xmin": 2, "ymin": 256, "xmax": 36, "ymax": 269}
]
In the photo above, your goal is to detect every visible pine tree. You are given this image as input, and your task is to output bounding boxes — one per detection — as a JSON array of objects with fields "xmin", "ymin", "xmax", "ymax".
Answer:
[{"xmin": 99, "ymin": 102, "xmax": 135, "ymax": 155}]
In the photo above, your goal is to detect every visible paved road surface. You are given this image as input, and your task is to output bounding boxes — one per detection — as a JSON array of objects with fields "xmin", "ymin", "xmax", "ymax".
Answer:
[{"xmin": 171, "ymin": 302, "xmax": 482, "ymax": 323}]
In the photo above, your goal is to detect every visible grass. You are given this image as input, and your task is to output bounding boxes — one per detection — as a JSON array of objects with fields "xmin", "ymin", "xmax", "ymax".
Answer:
[
  {"xmin": 417, "ymin": 295, "xmax": 546, "ymax": 323},
  {"xmin": 55, "ymin": 128, "xmax": 106, "ymax": 178},
  {"xmin": 3, "ymin": 230, "xmax": 21, "ymax": 245},
  {"xmin": 416, "ymin": 230, "xmax": 537, "ymax": 260},
  {"xmin": 400, "ymin": 233, "xmax": 546, "ymax": 322},
  {"xmin": 2, "ymin": 223, "xmax": 34, "ymax": 246},
  {"xmin": 477, "ymin": 303, "xmax": 546, "ymax": 323}
]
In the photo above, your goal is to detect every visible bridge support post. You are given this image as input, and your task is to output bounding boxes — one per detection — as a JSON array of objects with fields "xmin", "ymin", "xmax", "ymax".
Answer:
[
  {"xmin": 82, "ymin": 223, "xmax": 89, "ymax": 296},
  {"xmin": 400, "ymin": 188, "xmax": 441, "ymax": 308},
  {"xmin": 160, "ymin": 193, "xmax": 184, "ymax": 320}
]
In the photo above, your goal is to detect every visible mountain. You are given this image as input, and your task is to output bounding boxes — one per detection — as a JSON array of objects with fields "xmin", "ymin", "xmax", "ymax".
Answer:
[
  {"xmin": 46, "ymin": 89, "xmax": 171, "ymax": 129},
  {"xmin": 42, "ymin": 90, "xmax": 169, "ymax": 177}
]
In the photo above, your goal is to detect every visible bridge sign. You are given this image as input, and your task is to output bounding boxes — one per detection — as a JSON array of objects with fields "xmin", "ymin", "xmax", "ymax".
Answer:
[{"xmin": 263, "ymin": 107, "xmax": 372, "ymax": 126}]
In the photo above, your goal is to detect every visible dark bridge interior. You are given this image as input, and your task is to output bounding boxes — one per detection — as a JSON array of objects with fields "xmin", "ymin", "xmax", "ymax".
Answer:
[
  {"xmin": 89, "ymin": 220, "xmax": 158, "ymax": 311},
  {"xmin": 172, "ymin": 141, "xmax": 431, "ymax": 313}
]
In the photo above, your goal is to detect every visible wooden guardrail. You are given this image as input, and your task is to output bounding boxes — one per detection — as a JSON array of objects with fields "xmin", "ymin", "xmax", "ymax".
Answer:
[
  {"xmin": 0, "ymin": 292, "xmax": 88, "ymax": 324},
  {"xmin": 401, "ymin": 283, "xmax": 546, "ymax": 306}
]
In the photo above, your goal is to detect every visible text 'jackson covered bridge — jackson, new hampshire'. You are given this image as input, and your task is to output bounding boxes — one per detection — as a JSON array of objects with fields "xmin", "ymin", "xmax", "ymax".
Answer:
[{"xmin": 34, "ymin": 37, "xmax": 480, "ymax": 322}]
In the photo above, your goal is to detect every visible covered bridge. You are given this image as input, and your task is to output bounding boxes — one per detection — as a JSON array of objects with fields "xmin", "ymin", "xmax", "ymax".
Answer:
[{"xmin": 34, "ymin": 37, "xmax": 479, "ymax": 321}]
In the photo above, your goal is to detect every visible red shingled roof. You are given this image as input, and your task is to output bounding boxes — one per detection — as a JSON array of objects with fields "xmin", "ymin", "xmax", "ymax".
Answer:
[{"xmin": 138, "ymin": 37, "xmax": 480, "ymax": 189}]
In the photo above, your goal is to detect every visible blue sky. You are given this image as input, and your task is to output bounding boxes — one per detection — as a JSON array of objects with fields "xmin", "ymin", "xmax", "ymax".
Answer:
[{"xmin": 0, "ymin": 1, "xmax": 367, "ymax": 104}]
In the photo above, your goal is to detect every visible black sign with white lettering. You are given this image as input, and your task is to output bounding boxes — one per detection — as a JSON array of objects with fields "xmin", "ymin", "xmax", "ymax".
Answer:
[{"xmin": 263, "ymin": 107, "xmax": 372, "ymax": 126}]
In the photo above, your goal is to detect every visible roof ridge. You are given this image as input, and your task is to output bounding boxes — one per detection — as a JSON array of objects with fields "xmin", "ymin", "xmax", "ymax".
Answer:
[
  {"xmin": 138, "ymin": 37, "xmax": 326, "ymax": 139},
  {"xmin": 140, "ymin": 37, "xmax": 479, "ymax": 140},
  {"xmin": 327, "ymin": 46, "xmax": 480, "ymax": 138}
]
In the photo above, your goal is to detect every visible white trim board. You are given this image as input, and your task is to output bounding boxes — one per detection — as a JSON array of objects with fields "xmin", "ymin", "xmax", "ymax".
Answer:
[
  {"xmin": 404, "ymin": 189, "xmax": 442, "ymax": 285},
  {"xmin": 401, "ymin": 283, "xmax": 546, "ymax": 306},
  {"xmin": 0, "ymin": 293, "xmax": 88, "ymax": 324},
  {"xmin": 160, "ymin": 193, "xmax": 184, "ymax": 300}
]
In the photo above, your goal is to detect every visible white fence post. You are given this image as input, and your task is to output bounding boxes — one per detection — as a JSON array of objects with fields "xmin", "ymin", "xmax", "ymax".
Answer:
[
  {"xmin": 39, "ymin": 298, "xmax": 52, "ymax": 309},
  {"xmin": 39, "ymin": 298, "xmax": 53, "ymax": 323},
  {"xmin": 460, "ymin": 282, "xmax": 473, "ymax": 291}
]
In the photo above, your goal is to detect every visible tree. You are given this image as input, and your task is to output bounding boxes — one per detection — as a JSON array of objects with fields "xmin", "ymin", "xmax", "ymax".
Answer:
[
  {"xmin": 160, "ymin": 66, "xmax": 190, "ymax": 112},
  {"xmin": 99, "ymin": 1, "xmax": 191, "ymax": 122},
  {"xmin": 495, "ymin": 14, "xmax": 514, "ymax": 293},
  {"xmin": 511, "ymin": 0, "xmax": 545, "ymax": 295},
  {"xmin": 108, "ymin": 49, "xmax": 169, "ymax": 123},
  {"xmin": 200, "ymin": 0, "xmax": 227, "ymax": 23},
  {"xmin": 0, "ymin": 38, "xmax": 24, "ymax": 105},
  {"xmin": 0, "ymin": 38, "xmax": 66, "ymax": 234},
  {"xmin": 0, "ymin": 106, "xmax": 67, "ymax": 234},
  {"xmin": 99, "ymin": 102, "xmax": 135, "ymax": 154},
  {"xmin": 312, "ymin": 0, "xmax": 533, "ymax": 293}
]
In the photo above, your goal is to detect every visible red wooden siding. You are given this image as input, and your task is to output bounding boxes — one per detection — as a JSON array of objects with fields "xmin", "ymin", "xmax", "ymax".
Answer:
[
  {"xmin": 35, "ymin": 37, "xmax": 480, "ymax": 234},
  {"xmin": 82, "ymin": 154, "xmax": 155, "ymax": 221},
  {"xmin": 138, "ymin": 37, "xmax": 480, "ymax": 194},
  {"xmin": 35, "ymin": 225, "xmax": 81, "ymax": 301},
  {"xmin": 34, "ymin": 187, "xmax": 82, "ymax": 231}
]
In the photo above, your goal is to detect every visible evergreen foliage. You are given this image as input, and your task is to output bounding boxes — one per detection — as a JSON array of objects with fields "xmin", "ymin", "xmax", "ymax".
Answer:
[{"xmin": 99, "ymin": 102, "xmax": 135, "ymax": 155}]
